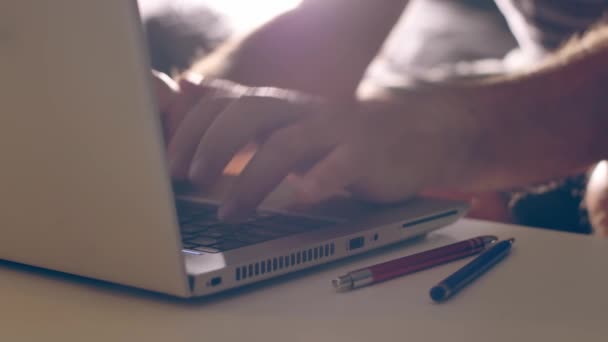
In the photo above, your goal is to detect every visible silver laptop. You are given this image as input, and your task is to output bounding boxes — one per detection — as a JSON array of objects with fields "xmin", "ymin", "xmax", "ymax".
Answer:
[{"xmin": 0, "ymin": 0, "xmax": 467, "ymax": 297}]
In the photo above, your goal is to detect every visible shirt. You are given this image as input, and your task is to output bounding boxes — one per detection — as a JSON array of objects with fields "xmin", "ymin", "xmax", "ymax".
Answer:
[{"xmin": 497, "ymin": 0, "xmax": 608, "ymax": 54}]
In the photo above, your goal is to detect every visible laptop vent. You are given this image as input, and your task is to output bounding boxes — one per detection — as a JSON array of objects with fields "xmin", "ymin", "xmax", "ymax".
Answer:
[{"xmin": 235, "ymin": 243, "xmax": 336, "ymax": 282}]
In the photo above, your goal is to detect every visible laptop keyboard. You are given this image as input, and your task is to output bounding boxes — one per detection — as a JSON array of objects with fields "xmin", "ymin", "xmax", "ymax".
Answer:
[{"xmin": 176, "ymin": 201, "xmax": 336, "ymax": 253}]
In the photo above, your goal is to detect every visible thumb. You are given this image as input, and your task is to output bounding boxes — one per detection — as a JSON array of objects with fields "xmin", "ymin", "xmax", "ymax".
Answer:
[{"xmin": 290, "ymin": 145, "xmax": 359, "ymax": 204}]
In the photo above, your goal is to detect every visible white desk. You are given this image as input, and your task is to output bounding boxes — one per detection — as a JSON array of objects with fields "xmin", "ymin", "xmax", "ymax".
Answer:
[{"xmin": 1, "ymin": 219, "xmax": 607, "ymax": 342}]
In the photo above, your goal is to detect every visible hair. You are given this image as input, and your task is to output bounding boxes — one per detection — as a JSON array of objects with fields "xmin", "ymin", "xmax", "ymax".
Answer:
[{"xmin": 143, "ymin": 4, "xmax": 232, "ymax": 75}]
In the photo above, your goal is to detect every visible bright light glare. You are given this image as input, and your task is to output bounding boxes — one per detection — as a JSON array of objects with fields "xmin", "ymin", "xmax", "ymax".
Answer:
[{"xmin": 204, "ymin": 0, "xmax": 302, "ymax": 32}]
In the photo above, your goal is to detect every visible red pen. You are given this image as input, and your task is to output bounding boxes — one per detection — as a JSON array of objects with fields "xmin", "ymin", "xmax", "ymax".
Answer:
[{"xmin": 332, "ymin": 235, "xmax": 498, "ymax": 291}]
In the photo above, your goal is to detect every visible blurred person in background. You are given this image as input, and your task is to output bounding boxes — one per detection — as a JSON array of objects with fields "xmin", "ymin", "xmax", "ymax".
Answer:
[{"xmin": 143, "ymin": 0, "xmax": 608, "ymax": 237}]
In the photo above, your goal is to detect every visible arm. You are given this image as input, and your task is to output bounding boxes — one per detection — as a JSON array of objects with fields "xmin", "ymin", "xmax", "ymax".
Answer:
[
  {"xmin": 161, "ymin": 24, "xmax": 608, "ymax": 219},
  {"xmin": 191, "ymin": 0, "xmax": 409, "ymax": 100},
  {"xmin": 357, "ymin": 24, "xmax": 608, "ymax": 195}
]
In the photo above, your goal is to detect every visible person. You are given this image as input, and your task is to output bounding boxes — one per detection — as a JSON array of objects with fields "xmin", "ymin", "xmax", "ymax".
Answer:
[{"xmin": 153, "ymin": 0, "xmax": 608, "ymax": 236}]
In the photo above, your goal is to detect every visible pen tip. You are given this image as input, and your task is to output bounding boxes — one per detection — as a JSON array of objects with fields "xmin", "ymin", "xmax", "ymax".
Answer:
[{"xmin": 332, "ymin": 275, "xmax": 354, "ymax": 291}]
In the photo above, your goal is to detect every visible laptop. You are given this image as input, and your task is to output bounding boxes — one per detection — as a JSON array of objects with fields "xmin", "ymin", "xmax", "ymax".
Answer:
[{"xmin": 0, "ymin": 0, "xmax": 467, "ymax": 297}]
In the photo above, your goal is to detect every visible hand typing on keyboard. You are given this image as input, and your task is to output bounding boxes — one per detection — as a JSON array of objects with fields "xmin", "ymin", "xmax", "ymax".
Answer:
[
  {"xmin": 152, "ymin": 71, "xmax": 475, "ymax": 221},
  {"xmin": 153, "ymin": 72, "xmax": 358, "ymax": 220}
]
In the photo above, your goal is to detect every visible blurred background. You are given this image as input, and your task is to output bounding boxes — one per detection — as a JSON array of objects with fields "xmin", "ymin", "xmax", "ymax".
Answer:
[
  {"xmin": 138, "ymin": 0, "xmax": 301, "ymax": 74},
  {"xmin": 137, "ymin": 0, "xmax": 517, "ymax": 84}
]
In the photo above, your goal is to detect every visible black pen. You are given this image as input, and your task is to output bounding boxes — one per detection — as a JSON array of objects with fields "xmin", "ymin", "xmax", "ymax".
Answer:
[{"xmin": 429, "ymin": 238, "xmax": 515, "ymax": 302}]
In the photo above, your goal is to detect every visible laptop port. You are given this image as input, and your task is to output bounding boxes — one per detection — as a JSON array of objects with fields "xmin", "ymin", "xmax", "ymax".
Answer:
[
  {"xmin": 402, "ymin": 210, "xmax": 459, "ymax": 228},
  {"xmin": 210, "ymin": 277, "xmax": 222, "ymax": 287},
  {"xmin": 349, "ymin": 236, "xmax": 365, "ymax": 250}
]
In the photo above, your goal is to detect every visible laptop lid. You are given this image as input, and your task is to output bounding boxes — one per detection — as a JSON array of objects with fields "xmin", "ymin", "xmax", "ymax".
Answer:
[{"xmin": 0, "ymin": 1, "xmax": 189, "ymax": 296}]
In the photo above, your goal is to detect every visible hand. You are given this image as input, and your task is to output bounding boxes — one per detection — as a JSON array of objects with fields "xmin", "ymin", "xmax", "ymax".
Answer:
[
  {"xmin": 161, "ymin": 75, "xmax": 478, "ymax": 220},
  {"xmin": 152, "ymin": 71, "xmax": 239, "ymax": 143}
]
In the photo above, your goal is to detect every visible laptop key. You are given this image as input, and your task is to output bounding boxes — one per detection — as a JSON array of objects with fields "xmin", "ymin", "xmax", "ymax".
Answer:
[
  {"xmin": 182, "ymin": 233, "xmax": 204, "ymax": 241},
  {"xmin": 211, "ymin": 240, "xmax": 247, "ymax": 251},
  {"xmin": 189, "ymin": 236, "xmax": 220, "ymax": 246},
  {"xmin": 181, "ymin": 225, "xmax": 205, "ymax": 233},
  {"xmin": 197, "ymin": 223, "xmax": 242, "ymax": 233},
  {"xmin": 242, "ymin": 225, "xmax": 288, "ymax": 238},
  {"xmin": 231, "ymin": 232, "xmax": 269, "ymax": 244},
  {"xmin": 202, "ymin": 230, "xmax": 224, "ymax": 237},
  {"xmin": 176, "ymin": 202, "xmax": 215, "ymax": 217},
  {"xmin": 190, "ymin": 216, "xmax": 220, "ymax": 227}
]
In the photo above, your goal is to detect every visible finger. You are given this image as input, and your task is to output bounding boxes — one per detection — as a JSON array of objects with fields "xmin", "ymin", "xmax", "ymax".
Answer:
[
  {"xmin": 163, "ymin": 78, "xmax": 210, "ymax": 141},
  {"xmin": 164, "ymin": 94, "xmax": 200, "ymax": 143},
  {"xmin": 167, "ymin": 97, "xmax": 234, "ymax": 180},
  {"xmin": 151, "ymin": 71, "xmax": 184, "ymax": 142},
  {"xmin": 165, "ymin": 76, "xmax": 246, "ymax": 140},
  {"xmin": 188, "ymin": 95, "xmax": 302, "ymax": 186},
  {"xmin": 151, "ymin": 70, "xmax": 178, "ymax": 113},
  {"xmin": 219, "ymin": 123, "xmax": 334, "ymax": 220},
  {"xmin": 179, "ymin": 74, "xmax": 247, "ymax": 103},
  {"xmin": 291, "ymin": 144, "xmax": 361, "ymax": 204}
]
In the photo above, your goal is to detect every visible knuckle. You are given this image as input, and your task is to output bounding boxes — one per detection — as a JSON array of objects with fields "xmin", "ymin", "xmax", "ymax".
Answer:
[
  {"xmin": 241, "ymin": 94, "xmax": 287, "ymax": 112},
  {"xmin": 319, "ymin": 155, "xmax": 352, "ymax": 183}
]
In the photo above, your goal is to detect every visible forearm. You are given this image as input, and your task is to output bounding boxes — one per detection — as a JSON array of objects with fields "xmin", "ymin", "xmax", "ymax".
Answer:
[
  {"xmin": 192, "ymin": 0, "xmax": 408, "ymax": 100},
  {"xmin": 469, "ymin": 26, "xmax": 608, "ymax": 190},
  {"xmin": 369, "ymin": 25, "xmax": 608, "ymax": 192}
]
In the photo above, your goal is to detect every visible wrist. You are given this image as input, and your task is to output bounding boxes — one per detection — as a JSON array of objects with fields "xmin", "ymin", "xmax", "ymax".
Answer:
[{"xmin": 358, "ymin": 87, "xmax": 485, "ymax": 192}]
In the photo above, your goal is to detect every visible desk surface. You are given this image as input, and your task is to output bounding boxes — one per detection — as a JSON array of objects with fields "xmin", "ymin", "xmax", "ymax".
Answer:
[{"xmin": 2, "ymin": 219, "xmax": 607, "ymax": 342}]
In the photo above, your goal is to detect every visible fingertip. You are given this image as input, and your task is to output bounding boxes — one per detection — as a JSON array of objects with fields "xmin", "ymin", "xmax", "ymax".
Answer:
[
  {"xmin": 218, "ymin": 200, "xmax": 253, "ymax": 222},
  {"xmin": 217, "ymin": 202, "xmax": 233, "ymax": 221},
  {"xmin": 168, "ymin": 156, "xmax": 189, "ymax": 183},
  {"xmin": 179, "ymin": 73, "xmax": 205, "ymax": 96},
  {"xmin": 178, "ymin": 78, "xmax": 199, "ymax": 93},
  {"xmin": 187, "ymin": 161, "xmax": 209, "ymax": 187},
  {"xmin": 170, "ymin": 167, "xmax": 186, "ymax": 183},
  {"xmin": 290, "ymin": 177, "xmax": 326, "ymax": 204},
  {"xmin": 153, "ymin": 73, "xmax": 179, "ymax": 113}
]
